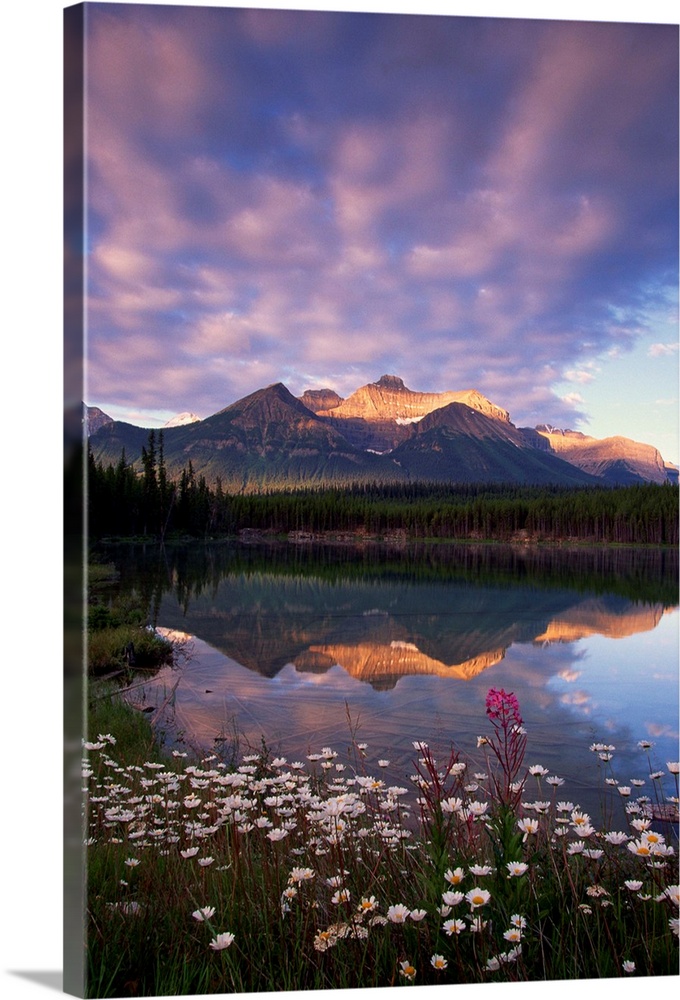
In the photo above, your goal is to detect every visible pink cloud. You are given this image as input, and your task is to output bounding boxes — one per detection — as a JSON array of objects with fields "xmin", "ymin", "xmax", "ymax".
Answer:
[
  {"xmin": 186, "ymin": 312, "xmax": 254, "ymax": 357},
  {"xmin": 564, "ymin": 369, "xmax": 597, "ymax": 385},
  {"xmin": 225, "ymin": 176, "xmax": 329, "ymax": 266},
  {"xmin": 240, "ymin": 7, "xmax": 335, "ymax": 49},
  {"xmin": 561, "ymin": 392, "xmax": 586, "ymax": 408},
  {"xmin": 330, "ymin": 115, "xmax": 451, "ymax": 247},
  {"xmin": 648, "ymin": 343, "xmax": 679, "ymax": 357},
  {"xmin": 87, "ymin": 8, "xmax": 225, "ymax": 141},
  {"xmin": 407, "ymin": 242, "xmax": 494, "ymax": 280}
]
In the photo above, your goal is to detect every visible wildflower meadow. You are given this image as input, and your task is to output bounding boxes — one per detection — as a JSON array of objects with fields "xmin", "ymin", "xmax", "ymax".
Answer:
[{"xmin": 84, "ymin": 688, "xmax": 679, "ymax": 997}]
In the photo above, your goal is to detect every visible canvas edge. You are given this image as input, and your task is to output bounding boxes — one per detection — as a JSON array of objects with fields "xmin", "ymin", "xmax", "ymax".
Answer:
[{"xmin": 64, "ymin": 3, "xmax": 87, "ymax": 997}]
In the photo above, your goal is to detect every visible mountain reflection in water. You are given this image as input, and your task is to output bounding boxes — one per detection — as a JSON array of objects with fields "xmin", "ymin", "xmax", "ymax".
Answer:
[
  {"xmin": 107, "ymin": 542, "xmax": 678, "ymax": 815},
  {"xmin": 156, "ymin": 581, "xmax": 667, "ymax": 691}
]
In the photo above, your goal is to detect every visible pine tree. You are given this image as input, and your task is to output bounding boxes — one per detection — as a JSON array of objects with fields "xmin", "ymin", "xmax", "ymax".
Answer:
[{"xmin": 141, "ymin": 429, "xmax": 159, "ymax": 536}]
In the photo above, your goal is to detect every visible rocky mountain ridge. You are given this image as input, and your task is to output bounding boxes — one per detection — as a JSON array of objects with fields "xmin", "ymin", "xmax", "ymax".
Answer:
[
  {"xmin": 315, "ymin": 374, "xmax": 510, "ymax": 422},
  {"xmin": 86, "ymin": 375, "xmax": 676, "ymax": 489},
  {"xmin": 84, "ymin": 405, "xmax": 114, "ymax": 435},
  {"xmin": 533, "ymin": 427, "xmax": 671, "ymax": 486}
]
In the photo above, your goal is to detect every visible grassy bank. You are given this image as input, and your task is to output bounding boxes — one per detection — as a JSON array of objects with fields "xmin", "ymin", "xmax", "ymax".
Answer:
[
  {"xmin": 88, "ymin": 683, "xmax": 166, "ymax": 763},
  {"xmin": 87, "ymin": 561, "xmax": 174, "ymax": 675},
  {"xmin": 83, "ymin": 688, "xmax": 679, "ymax": 996}
]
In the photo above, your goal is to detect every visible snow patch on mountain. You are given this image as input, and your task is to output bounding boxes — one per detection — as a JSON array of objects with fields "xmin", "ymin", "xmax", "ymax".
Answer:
[{"xmin": 164, "ymin": 412, "xmax": 201, "ymax": 427}]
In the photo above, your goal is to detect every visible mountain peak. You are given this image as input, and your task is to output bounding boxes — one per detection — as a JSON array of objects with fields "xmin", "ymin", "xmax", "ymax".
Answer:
[
  {"xmin": 164, "ymin": 411, "xmax": 201, "ymax": 428},
  {"xmin": 84, "ymin": 404, "xmax": 114, "ymax": 434},
  {"xmin": 299, "ymin": 388, "xmax": 344, "ymax": 413},
  {"xmin": 374, "ymin": 374, "xmax": 407, "ymax": 391},
  {"xmin": 315, "ymin": 376, "xmax": 510, "ymax": 427}
]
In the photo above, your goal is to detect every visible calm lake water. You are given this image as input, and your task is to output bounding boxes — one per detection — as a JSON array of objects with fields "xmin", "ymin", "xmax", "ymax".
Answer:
[{"xmin": 105, "ymin": 541, "xmax": 679, "ymax": 818}]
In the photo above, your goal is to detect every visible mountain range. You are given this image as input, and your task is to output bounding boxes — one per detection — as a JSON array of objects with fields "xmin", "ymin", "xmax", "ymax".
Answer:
[{"xmin": 86, "ymin": 374, "xmax": 677, "ymax": 490}]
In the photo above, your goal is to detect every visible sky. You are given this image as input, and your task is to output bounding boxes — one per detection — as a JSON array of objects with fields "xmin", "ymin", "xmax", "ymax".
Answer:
[{"xmin": 76, "ymin": 1, "xmax": 679, "ymax": 464}]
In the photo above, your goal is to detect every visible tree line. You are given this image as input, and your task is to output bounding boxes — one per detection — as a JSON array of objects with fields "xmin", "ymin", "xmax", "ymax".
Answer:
[{"xmin": 87, "ymin": 431, "xmax": 679, "ymax": 546}]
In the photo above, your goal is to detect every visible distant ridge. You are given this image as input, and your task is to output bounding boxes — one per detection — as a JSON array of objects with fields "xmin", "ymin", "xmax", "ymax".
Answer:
[{"xmin": 531, "ymin": 427, "xmax": 670, "ymax": 486}]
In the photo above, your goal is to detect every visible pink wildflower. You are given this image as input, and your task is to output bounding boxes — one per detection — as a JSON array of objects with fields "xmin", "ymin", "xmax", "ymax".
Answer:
[
  {"xmin": 483, "ymin": 689, "xmax": 527, "ymax": 807},
  {"xmin": 485, "ymin": 689, "xmax": 523, "ymax": 726}
]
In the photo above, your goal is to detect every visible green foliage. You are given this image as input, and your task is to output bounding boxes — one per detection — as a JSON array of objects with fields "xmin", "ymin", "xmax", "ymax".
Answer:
[
  {"xmin": 87, "ymin": 684, "xmax": 161, "ymax": 759},
  {"xmin": 88, "ymin": 447, "xmax": 679, "ymax": 547},
  {"xmin": 87, "ymin": 550, "xmax": 176, "ymax": 674},
  {"xmin": 86, "ymin": 624, "xmax": 174, "ymax": 675},
  {"xmin": 87, "ymin": 562, "xmax": 119, "ymax": 585},
  {"xmin": 87, "ymin": 593, "xmax": 147, "ymax": 631}
]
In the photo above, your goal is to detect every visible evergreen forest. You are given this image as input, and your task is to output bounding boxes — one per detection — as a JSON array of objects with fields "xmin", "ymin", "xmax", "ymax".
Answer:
[{"xmin": 86, "ymin": 432, "xmax": 679, "ymax": 546}]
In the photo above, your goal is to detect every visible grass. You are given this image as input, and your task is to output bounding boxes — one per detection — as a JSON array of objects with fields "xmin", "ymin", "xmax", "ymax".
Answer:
[
  {"xmin": 83, "ymin": 688, "xmax": 679, "ymax": 997},
  {"xmin": 87, "ymin": 562, "xmax": 120, "ymax": 586},
  {"xmin": 88, "ymin": 683, "xmax": 164, "ymax": 761},
  {"xmin": 87, "ymin": 624, "xmax": 175, "ymax": 675},
  {"xmin": 87, "ymin": 562, "xmax": 175, "ymax": 675}
]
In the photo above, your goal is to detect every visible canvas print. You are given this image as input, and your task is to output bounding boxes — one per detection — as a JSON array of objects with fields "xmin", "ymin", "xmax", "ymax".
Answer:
[{"xmin": 65, "ymin": 1, "xmax": 679, "ymax": 997}]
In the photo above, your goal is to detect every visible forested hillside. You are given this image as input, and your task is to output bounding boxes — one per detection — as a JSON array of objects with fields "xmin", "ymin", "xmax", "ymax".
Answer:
[{"xmin": 87, "ymin": 434, "xmax": 678, "ymax": 545}]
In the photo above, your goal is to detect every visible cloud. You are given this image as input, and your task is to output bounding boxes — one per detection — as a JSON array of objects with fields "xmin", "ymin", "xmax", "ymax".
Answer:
[
  {"xmin": 559, "ymin": 691, "xmax": 593, "ymax": 714},
  {"xmin": 560, "ymin": 392, "xmax": 586, "ymax": 408},
  {"xmin": 564, "ymin": 369, "xmax": 597, "ymax": 384},
  {"xmin": 80, "ymin": 7, "xmax": 678, "ymax": 433},
  {"xmin": 557, "ymin": 669, "xmax": 582, "ymax": 683},
  {"xmin": 648, "ymin": 343, "xmax": 679, "ymax": 357}
]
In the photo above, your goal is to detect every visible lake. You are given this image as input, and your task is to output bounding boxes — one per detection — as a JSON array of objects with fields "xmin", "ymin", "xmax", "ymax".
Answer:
[{"xmin": 104, "ymin": 541, "xmax": 679, "ymax": 819}]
